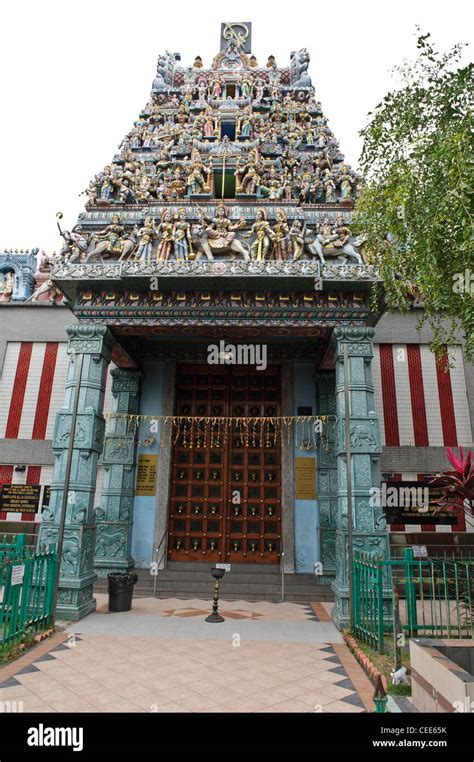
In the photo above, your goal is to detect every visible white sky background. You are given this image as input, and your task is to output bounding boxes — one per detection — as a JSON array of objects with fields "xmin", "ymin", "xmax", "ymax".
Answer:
[{"xmin": 0, "ymin": 0, "xmax": 471, "ymax": 253}]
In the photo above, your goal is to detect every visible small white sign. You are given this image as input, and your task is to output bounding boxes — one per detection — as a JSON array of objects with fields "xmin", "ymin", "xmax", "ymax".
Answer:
[
  {"xmin": 412, "ymin": 545, "xmax": 428, "ymax": 558},
  {"xmin": 215, "ymin": 563, "xmax": 231, "ymax": 572},
  {"xmin": 11, "ymin": 565, "xmax": 25, "ymax": 586}
]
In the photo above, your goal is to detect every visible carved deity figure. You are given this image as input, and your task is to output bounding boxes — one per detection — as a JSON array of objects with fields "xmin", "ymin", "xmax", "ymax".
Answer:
[
  {"xmin": 240, "ymin": 77, "xmax": 252, "ymax": 99},
  {"xmin": 60, "ymin": 226, "xmax": 90, "ymax": 263},
  {"xmin": 288, "ymin": 219, "xmax": 306, "ymax": 260},
  {"xmin": 270, "ymin": 209, "xmax": 290, "ymax": 260},
  {"xmin": 338, "ymin": 166, "xmax": 355, "ymax": 200},
  {"xmin": 324, "ymin": 177, "xmax": 337, "ymax": 204},
  {"xmin": 203, "ymin": 112, "xmax": 216, "ymax": 138},
  {"xmin": 156, "ymin": 209, "xmax": 175, "ymax": 261},
  {"xmin": 186, "ymin": 162, "xmax": 207, "ymax": 195},
  {"xmin": 85, "ymin": 214, "xmax": 126, "ymax": 261},
  {"xmin": 173, "ymin": 208, "xmax": 193, "ymax": 261},
  {"xmin": 240, "ymin": 162, "xmax": 261, "ymax": 194},
  {"xmin": 27, "ymin": 254, "xmax": 63, "ymax": 304},
  {"xmin": 210, "ymin": 79, "xmax": 222, "ymax": 99},
  {"xmin": 136, "ymin": 217, "xmax": 158, "ymax": 261},
  {"xmin": 199, "ymin": 203, "xmax": 249, "ymax": 259},
  {"xmin": 246, "ymin": 210, "xmax": 272, "ymax": 261}
]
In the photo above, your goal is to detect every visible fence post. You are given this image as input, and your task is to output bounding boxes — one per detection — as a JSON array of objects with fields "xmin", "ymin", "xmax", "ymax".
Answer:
[
  {"xmin": 393, "ymin": 584, "xmax": 402, "ymax": 669},
  {"xmin": 14, "ymin": 534, "xmax": 27, "ymax": 553},
  {"xmin": 352, "ymin": 553, "xmax": 359, "ymax": 634},
  {"xmin": 377, "ymin": 560, "xmax": 384, "ymax": 653},
  {"xmin": 403, "ymin": 548, "xmax": 418, "ymax": 636},
  {"xmin": 18, "ymin": 553, "xmax": 33, "ymax": 633},
  {"xmin": 45, "ymin": 546, "xmax": 58, "ymax": 625}
]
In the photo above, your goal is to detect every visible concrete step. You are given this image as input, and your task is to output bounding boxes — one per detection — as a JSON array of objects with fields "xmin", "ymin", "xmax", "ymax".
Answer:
[
  {"xmin": 165, "ymin": 561, "xmax": 279, "ymax": 573},
  {"xmin": 143, "ymin": 572, "xmax": 283, "ymax": 584},
  {"xmin": 94, "ymin": 564, "xmax": 334, "ymax": 604},
  {"xmin": 97, "ymin": 578, "xmax": 330, "ymax": 593}
]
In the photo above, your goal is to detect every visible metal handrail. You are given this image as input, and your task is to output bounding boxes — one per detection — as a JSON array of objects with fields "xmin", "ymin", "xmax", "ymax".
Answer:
[
  {"xmin": 280, "ymin": 534, "xmax": 285, "ymax": 602},
  {"xmin": 152, "ymin": 528, "xmax": 168, "ymax": 598}
]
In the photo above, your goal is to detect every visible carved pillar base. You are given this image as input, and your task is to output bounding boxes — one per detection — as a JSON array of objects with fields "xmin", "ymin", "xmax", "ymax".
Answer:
[
  {"xmin": 38, "ymin": 325, "xmax": 115, "ymax": 621},
  {"xmin": 330, "ymin": 327, "xmax": 391, "ymax": 629},
  {"xmin": 94, "ymin": 368, "xmax": 143, "ymax": 576}
]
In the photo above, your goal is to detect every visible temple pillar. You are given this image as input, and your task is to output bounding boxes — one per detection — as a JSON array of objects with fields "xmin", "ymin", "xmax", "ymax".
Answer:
[
  {"xmin": 331, "ymin": 326, "xmax": 391, "ymax": 628},
  {"xmin": 94, "ymin": 368, "xmax": 143, "ymax": 576},
  {"xmin": 38, "ymin": 324, "xmax": 115, "ymax": 621},
  {"xmin": 316, "ymin": 371, "xmax": 338, "ymax": 582}
]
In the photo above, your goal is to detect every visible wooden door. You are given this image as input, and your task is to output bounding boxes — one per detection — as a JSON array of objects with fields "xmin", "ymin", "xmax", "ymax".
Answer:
[{"xmin": 167, "ymin": 364, "xmax": 281, "ymax": 563}]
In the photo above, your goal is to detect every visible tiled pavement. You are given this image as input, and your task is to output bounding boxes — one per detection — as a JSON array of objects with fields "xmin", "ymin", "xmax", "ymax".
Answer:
[{"xmin": 0, "ymin": 599, "xmax": 374, "ymax": 713}]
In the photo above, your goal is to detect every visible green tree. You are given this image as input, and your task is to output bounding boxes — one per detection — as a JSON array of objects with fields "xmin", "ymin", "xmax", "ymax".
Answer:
[{"xmin": 354, "ymin": 33, "xmax": 473, "ymax": 359}]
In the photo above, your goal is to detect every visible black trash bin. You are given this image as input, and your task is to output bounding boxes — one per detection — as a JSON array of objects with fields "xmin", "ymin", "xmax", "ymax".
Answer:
[{"xmin": 107, "ymin": 572, "xmax": 138, "ymax": 612}]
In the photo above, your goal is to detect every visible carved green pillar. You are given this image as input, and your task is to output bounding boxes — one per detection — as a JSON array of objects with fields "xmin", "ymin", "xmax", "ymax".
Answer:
[
  {"xmin": 331, "ymin": 326, "xmax": 391, "ymax": 628},
  {"xmin": 94, "ymin": 368, "xmax": 143, "ymax": 576},
  {"xmin": 38, "ymin": 325, "xmax": 115, "ymax": 621},
  {"xmin": 316, "ymin": 371, "xmax": 338, "ymax": 582}
]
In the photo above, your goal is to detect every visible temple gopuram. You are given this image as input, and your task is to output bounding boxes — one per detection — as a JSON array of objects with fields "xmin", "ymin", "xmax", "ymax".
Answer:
[{"xmin": 0, "ymin": 23, "xmax": 472, "ymax": 622}]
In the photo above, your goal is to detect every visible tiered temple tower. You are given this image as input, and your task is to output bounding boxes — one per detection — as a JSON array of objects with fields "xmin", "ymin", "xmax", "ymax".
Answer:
[{"xmin": 38, "ymin": 22, "xmax": 390, "ymax": 623}]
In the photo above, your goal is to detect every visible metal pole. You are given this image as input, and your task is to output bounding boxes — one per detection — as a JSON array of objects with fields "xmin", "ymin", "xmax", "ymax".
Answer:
[
  {"xmin": 281, "ymin": 549, "xmax": 285, "ymax": 602},
  {"xmin": 343, "ymin": 343, "xmax": 354, "ymax": 628},
  {"xmin": 51, "ymin": 351, "xmax": 84, "ymax": 623}
]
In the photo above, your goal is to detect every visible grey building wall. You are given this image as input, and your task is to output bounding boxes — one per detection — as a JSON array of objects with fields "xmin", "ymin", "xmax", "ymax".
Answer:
[
  {"xmin": 0, "ymin": 303, "xmax": 77, "ymax": 373},
  {"xmin": 0, "ymin": 305, "xmax": 75, "ymax": 467}
]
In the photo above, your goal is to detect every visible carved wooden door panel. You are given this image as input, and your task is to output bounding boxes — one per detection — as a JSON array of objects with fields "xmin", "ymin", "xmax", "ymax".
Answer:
[
  {"xmin": 226, "ymin": 365, "xmax": 281, "ymax": 563},
  {"xmin": 167, "ymin": 364, "xmax": 281, "ymax": 564}
]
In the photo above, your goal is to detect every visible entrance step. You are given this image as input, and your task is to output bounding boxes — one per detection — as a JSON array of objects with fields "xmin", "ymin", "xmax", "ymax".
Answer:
[{"xmin": 94, "ymin": 564, "xmax": 334, "ymax": 603}]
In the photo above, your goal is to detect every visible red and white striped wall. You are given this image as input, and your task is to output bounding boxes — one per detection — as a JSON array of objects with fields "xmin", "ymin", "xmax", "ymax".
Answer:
[
  {"xmin": 0, "ymin": 341, "xmax": 113, "ymax": 522},
  {"xmin": 0, "ymin": 342, "xmax": 115, "ymax": 441},
  {"xmin": 372, "ymin": 344, "xmax": 472, "ymax": 447}
]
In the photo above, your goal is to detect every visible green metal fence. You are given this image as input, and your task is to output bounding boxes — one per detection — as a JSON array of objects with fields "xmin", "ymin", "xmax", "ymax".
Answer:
[
  {"xmin": 353, "ymin": 548, "xmax": 474, "ymax": 653},
  {"xmin": 0, "ymin": 534, "xmax": 58, "ymax": 652},
  {"xmin": 0, "ymin": 534, "xmax": 28, "ymax": 563}
]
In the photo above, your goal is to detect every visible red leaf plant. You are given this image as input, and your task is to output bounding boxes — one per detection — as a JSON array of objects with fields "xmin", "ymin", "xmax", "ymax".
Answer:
[{"xmin": 429, "ymin": 448, "xmax": 474, "ymax": 519}]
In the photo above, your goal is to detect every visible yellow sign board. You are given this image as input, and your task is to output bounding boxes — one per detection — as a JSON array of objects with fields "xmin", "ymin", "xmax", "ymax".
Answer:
[
  {"xmin": 135, "ymin": 454, "xmax": 158, "ymax": 496},
  {"xmin": 295, "ymin": 457, "xmax": 316, "ymax": 500}
]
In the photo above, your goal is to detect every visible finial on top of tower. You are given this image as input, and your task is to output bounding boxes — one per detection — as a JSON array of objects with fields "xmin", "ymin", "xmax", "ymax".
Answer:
[{"xmin": 220, "ymin": 22, "xmax": 252, "ymax": 53}]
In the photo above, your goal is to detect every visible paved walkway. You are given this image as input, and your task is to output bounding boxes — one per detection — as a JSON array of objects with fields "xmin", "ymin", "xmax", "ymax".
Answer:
[{"xmin": 0, "ymin": 598, "xmax": 374, "ymax": 713}]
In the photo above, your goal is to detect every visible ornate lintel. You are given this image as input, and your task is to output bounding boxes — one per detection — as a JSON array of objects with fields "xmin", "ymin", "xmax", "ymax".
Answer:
[{"xmin": 53, "ymin": 260, "xmax": 378, "ymax": 281}]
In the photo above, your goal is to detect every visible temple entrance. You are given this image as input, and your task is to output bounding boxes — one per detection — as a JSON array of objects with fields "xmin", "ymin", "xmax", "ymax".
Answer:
[{"xmin": 167, "ymin": 363, "xmax": 282, "ymax": 564}]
